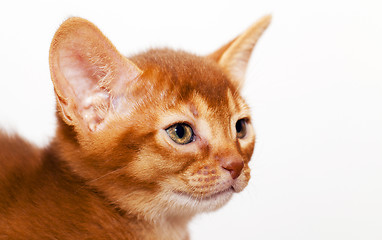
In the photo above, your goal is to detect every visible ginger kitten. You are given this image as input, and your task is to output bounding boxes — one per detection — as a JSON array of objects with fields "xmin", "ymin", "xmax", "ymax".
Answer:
[{"xmin": 0, "ymin": 16, "xmax": 270, "ymax": 239}]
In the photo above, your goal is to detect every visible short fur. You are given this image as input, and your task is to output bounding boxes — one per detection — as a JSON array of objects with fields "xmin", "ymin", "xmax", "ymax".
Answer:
[{"xmin": 0, "ymin": 16, "xmax": 271, "ymax": 239}]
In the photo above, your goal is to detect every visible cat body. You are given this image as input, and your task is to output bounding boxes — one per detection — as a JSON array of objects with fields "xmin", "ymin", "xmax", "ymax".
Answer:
[{"xmin": 0, "ymin": 16, "xmax": 270, "ymax": 239}]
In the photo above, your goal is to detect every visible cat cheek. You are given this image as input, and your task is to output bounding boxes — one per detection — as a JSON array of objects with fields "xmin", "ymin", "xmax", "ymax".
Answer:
[{"xmin": 240, "ymin": 136, "xmax": 256, "ymax": 162}]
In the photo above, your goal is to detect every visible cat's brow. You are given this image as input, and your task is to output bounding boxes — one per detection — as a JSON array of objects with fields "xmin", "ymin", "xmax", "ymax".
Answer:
[
  {"xmin": 191, "ymin": 93, "xmax": 211, "ymax": 119},
  {"xmin": 189, "ymin": 104, "xmax": 199, "ymax": 118},
  {"xmin": 227, "ymin": 89, "xmax": 237, "ymax": 113},
  {"xmin": 227, "ymin": 88, "xmax": 250, "ymax": 117}
]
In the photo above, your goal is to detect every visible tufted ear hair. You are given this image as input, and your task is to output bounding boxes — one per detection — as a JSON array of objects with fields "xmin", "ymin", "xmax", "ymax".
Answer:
[
  {"xmin": 49, "ymin": 17, "xmax": 142, "ymax": 133},
  {"xmin": 208, "ymin": 15, "xmax": 271, "ymax": 89}
]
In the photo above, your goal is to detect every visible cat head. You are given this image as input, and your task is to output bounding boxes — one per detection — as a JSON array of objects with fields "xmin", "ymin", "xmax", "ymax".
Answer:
[{"xmin": 49, "ymin": 16, "xmax": 270, "ymax": 220}]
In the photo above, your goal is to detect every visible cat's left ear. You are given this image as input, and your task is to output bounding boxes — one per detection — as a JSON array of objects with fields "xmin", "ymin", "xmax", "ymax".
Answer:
[{"xmin": 208, "ymin": 15, "xmax": 271, "ymax": 89}]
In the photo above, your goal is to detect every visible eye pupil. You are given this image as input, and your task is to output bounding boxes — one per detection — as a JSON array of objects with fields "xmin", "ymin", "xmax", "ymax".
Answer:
[
  {"xmin": 236, "ymin": 120, "xmax": 243, "ymax": 133},
  {"xmin": 175, "ymin": 125, "xmax": 185, "ymax": 138}
]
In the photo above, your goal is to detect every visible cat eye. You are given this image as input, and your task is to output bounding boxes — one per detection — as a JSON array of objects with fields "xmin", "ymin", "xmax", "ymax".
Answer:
[
  {"xmin": 166, "ymin": 123, "xmax": 194, "ymax": 145},
  {"xmin": 236, "ymin": 119, "xmax": 247, "ymax": 139}
]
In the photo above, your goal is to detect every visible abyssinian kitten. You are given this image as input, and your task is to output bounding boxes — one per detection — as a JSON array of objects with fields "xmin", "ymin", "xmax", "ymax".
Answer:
[{"xmin": 0, "ymin": 15, "xmax": 270, "ymax": 239}]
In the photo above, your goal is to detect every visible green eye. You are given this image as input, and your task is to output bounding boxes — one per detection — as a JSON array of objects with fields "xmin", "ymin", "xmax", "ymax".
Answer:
[
  {"xmin": 236, "ymin": 119, "xmax": 247, "ymax": 139},
  {"xmin": 166, "ymin": 123, "xmax": 194, "ymax": 145}
]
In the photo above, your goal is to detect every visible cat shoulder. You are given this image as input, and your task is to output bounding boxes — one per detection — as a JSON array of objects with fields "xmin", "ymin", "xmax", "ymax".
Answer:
[{"xmin": 0, "ymin": 130, "xmax": 42, "ymax": 182}]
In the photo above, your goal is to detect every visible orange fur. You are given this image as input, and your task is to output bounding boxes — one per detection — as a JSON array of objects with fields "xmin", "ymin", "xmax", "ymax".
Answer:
[{"xmin": 0, "ymin": 16, "xmax": 270, "ymax": 239}]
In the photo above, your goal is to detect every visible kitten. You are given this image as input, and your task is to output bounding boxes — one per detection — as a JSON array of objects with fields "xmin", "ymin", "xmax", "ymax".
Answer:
[{"xmin": 0, "ymin": 16, "xmax": 270, "ymax": 239}]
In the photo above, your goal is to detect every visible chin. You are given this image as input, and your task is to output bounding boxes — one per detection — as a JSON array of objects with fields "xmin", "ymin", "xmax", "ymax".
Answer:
[
  {"xmin": 153, "ymin": 169, "xmax": 251, "ymax": 217},
  {"xmin": 169, "ymin": 187, "xmax": 235, "ymax": 214}
]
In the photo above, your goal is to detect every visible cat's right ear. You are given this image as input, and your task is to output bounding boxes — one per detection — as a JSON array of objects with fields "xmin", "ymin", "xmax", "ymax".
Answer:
[
  {"xmin": 49, "ymin": 17, "xmax": 142, "ymax": 133},
  {"xmin": 208, "ymin": 15, "xmax": 271, "ymax": 90}
]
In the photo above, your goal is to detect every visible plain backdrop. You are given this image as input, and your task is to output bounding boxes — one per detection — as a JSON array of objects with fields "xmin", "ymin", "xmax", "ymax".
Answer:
[{"xmin": 1, "ymin": 0, "xmax": 381, "ymax": 239}]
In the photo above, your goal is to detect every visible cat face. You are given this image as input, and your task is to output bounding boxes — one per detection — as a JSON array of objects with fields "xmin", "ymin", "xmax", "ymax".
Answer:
[
  {"xmin": 118, "ymin": 50, "xmax": 255, "ymax": 215},
  {"xmin": 50, "ymin": 17, "xmax": 270, "ymax": 220}
]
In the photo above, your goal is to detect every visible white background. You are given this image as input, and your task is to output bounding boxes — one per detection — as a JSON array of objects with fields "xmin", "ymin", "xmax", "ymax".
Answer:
[{"xmin": 1, "ymin": 0, "xmax": 381, "ymax": 239}]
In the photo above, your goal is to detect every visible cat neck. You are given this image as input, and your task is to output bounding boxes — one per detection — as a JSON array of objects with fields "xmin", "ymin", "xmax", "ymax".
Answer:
[{"xmin": 44, "ymin": 140, "xmax": 191, "ymax": 240}]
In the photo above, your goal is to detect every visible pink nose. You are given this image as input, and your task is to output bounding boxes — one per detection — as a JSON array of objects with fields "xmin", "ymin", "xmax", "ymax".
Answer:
[{"xmin": 219, "ymin": 156, "xmax": 244, "ymax": 179}]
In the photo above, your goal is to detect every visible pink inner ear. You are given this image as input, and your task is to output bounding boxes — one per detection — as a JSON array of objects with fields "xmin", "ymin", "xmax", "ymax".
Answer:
[
  {"xmin": 58, "ymin": 46, "xmax": 105, "ymax": 105},
  {"xmin": 57, "ymin": 44, "xmax": 113, "ymax": 131}
]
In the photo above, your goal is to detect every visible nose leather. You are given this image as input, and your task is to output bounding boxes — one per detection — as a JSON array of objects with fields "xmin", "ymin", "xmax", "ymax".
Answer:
[{"xmin": 219, "ymin": 156, "xmax": 244, "ymax": 179}]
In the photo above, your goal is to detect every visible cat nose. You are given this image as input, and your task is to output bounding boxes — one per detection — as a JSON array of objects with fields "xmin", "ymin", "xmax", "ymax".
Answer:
[{"xmin": 219, "ymin": 156, "xmax": 244, "ymax": 179}]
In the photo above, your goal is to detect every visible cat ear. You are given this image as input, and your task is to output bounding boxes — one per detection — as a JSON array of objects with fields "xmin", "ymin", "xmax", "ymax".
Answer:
[
  {"xmin": 208, "ymin": 15, "xmax": 271, "ymax": 89},
  {"xmin": 49, "ymin": 17, "xmax": 142, "ymax": 132}
]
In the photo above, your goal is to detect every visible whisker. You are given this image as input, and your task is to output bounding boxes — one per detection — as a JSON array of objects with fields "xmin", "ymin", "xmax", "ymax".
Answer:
[{"xmin": 87, "ymin": 164, "xmax": 130, "ymax": 185}]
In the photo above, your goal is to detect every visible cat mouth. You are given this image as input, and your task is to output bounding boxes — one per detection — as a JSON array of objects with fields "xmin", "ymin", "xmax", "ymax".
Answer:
[{"xmin": 173, "ymin": 186, "xmax": 234, "ymax": 201}]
